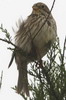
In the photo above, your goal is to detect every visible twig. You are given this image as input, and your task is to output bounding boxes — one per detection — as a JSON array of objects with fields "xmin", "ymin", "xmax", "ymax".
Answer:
[
  {"xmin": 0, "ymin": 38, "xmax": 17, "ymax": 47},
  {"xmin": 0, "ymin": 38, "xmax": 30, "ymax": 57},
  {"xmin": 0, "ymin": 71, "xmax": 3, "ymax": 89}
]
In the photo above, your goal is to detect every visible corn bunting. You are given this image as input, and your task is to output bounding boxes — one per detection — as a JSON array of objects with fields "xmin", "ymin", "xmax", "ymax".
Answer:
[{"xmin": 15, "ymin": 2, "xmax": 57, "ymax": 96}]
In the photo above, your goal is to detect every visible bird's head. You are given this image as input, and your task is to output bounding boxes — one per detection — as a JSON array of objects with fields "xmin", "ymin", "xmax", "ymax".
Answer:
[{"xmin": 32, "ymin": 2, "xmax": 50, "ymax": 15}]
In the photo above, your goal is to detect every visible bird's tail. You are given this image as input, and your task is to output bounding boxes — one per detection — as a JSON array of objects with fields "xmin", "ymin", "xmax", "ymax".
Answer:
[{"xmin": 17, "ymin": 62, "xmax": 29, "ymax": 96}]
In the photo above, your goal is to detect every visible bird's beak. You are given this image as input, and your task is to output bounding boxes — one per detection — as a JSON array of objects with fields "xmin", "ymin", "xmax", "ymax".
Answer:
[{"xmin": 32, "ymin": 6, "xmax": 39, "ymax": 12}]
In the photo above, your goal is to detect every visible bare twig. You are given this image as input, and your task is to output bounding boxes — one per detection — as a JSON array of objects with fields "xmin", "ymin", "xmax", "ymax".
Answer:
[
  {"xmin": 0, "ymin": 38, "xmax": 17, "ymax": 47},
  {"xmin": 0, "ymin": 38, "xmax": 30, "ymax": 57},
  {"xmin": 0, "ymin": 71, "xmax": 3, "ymax": 89}
]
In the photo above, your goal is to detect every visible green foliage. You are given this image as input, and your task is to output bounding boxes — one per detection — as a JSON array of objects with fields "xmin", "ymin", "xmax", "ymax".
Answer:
[
  {"xmin": 0, "ymin": 24, "xmax": 11, "ymax": 41},
  {"xmin": 28, "ymin": 38, "xmax": 66, "ymax": 100}
]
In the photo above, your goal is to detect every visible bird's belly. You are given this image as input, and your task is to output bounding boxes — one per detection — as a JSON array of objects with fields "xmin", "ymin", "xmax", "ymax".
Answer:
[{"xmin": 33, "ymin": 28, "xmax": 56, "ymax": 57}]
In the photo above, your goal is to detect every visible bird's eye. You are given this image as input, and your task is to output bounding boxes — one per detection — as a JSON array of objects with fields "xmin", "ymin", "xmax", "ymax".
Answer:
[{"xmin": 41, "ymin": 5, "xmax": 44, "ymax": 8}]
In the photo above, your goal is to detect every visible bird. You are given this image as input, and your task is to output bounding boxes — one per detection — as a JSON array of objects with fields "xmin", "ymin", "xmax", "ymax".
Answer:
[{"xmin": 14, "ymin": 2, "xmax": 57, "ymax": 96}]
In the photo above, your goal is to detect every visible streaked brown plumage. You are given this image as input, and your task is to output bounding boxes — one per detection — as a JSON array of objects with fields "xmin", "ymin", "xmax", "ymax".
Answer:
[{"xmin": 15, "ymin": 2, "xmax": 57, "ymax": 96}]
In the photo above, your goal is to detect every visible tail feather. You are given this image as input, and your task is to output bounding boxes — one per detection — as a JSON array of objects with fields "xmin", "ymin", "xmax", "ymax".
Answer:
[{"xmin": 17, "ymin": 62, "xmax": 29, "ymax": 96}]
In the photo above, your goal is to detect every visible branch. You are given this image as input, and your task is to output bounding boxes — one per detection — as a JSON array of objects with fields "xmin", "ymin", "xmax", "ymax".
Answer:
[
  {"xmin": 0, "ymin": 38, "xmax": 31, "ymax": 68},
  {"xmin": 0, "ymin": 38, "xmax": 17, "ymax": 47},
  {"xmin": 0, "ymin": 71, "xmax": 3, "ymax": 89},
  {"xmin": 0, "ymin": 38, "xmax": 33, "ymax": 58}
]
